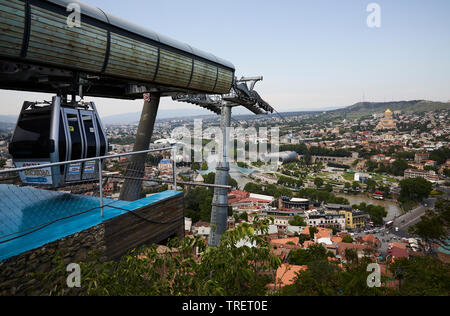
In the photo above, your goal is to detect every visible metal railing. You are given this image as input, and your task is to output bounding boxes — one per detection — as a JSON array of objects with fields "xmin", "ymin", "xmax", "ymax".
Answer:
[
  {"xmin": 0, "ymin": 146, "xmax": 231, "ymax": 242},
  {"xmin": 0, "ymin": 146, "xmax": 176, "ymax": 217}
]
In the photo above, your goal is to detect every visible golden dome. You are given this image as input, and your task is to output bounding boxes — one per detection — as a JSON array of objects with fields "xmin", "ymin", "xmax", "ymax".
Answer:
[{"xmin": 385, "ymin": 109, "xmax": 392, "ymax": 113}]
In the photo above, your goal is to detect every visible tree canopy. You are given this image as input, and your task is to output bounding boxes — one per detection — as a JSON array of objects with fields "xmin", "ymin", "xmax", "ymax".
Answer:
[
  {"xmin": 409, "ymin": 198, "xmax": 450, "ymax": 244},
  {"xmin": 36, "ymin": 220, "xmax": 282, "ymax": 296},
  {"xmin": 399, "ymin": 177, "xmax": 433, "ymax": 203},
  {"xmin": 353, "ymin": 203, "xmax": 387, "ymax": 226},
  {"xmin": 289, "ymin": 215, "xmax": 307, "ymax": 227}
]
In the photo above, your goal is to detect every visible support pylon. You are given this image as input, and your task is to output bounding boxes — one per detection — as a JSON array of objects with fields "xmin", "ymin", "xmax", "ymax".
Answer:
[
  {"xmin": 209, "ymin": 103, "xmax": 232, "ymax": 247},
  {"xmin": 120, "ymin": 93, "xmax": 160, "ymax": 201}
]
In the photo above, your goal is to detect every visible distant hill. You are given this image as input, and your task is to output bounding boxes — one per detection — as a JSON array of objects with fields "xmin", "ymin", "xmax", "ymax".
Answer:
[
  {"xmin": 102, "ymin": 107, "xmax": 269, "ymax": 125},
  {"xmin": 103, "ymin": 108, "xmax": 222, "ymax": 125},
  {"xmin": 0, "ymin": 116, "xmax": 16, "ymax": 133},
  {"xmin": 328, "ymin": 100, "xmax": 450, "ymax": 119},
  {"xmin": 0, "ymin": 115, "xmax": 17, "ymax": 124}
]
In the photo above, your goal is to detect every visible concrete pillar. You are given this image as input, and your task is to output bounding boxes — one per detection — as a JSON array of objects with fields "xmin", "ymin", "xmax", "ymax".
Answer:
[
  {"xmin": 209, "ymin": 104, "xmax": 232, "ymax": 247},
  {"xmin": 120, "ymin": 93, "xmax": 160, "ymax": 201}
]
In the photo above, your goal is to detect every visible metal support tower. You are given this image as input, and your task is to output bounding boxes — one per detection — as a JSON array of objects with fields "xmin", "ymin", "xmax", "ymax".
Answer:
[
  {"xmin": 209, "ymin": 103, "xmax": 232, "ymax": 247},
  {"xmin": 120, "ymin": 93, "xmax": 161, "ymax": 201},
  {"xmin": 173, "ymin": 76, "xmax": 275, "ymax": 247}
]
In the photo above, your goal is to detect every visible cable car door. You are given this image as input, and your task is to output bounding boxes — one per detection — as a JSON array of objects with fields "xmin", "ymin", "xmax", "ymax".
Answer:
[
  {"xmin": 79, "ymin": 110, "xmax": 99, "ymax": 181},
  {"xmin": 62, "ymin": 108, "xmax": 84, "ymax": 183}
]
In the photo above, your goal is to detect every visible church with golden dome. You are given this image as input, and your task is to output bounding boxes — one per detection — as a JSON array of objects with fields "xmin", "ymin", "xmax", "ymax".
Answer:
[{"xmin": 376, "ymin": 109, "xmax": 397, "ymax": 130}]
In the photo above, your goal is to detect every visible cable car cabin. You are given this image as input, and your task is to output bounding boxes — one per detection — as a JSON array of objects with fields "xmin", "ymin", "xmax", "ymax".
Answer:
[{"xmin": 9, "ymin": 96, "xmax": 108, "ymax": 188}]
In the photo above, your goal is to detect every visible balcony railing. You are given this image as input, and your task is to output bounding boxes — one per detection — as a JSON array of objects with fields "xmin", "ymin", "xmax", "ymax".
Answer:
[{"xmin": 0, "ymin": 146, "xmax": 230, "ymax": 242}]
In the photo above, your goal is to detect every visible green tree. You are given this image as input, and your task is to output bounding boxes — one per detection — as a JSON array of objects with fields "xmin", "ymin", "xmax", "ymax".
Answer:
[
  {"xmin": 429, "ymin": 147, "xmax": 450, "ymax": 165},
  {"xmin": 366, "ymin": 178, "xmax": 377, "ymax": 193},
  {"xmin": 203, "ymin": 172, "xmax": 216, "ymax": 184},
  {"xmin": 201, "ymin": 161, "xmax": 209, "ymax": 171},
  {"xmin": 314, "ymin": 177, "xmax": 324, "ymax": 189},
  {"xmin": 390, "ymin": 160, "xmax": 410, "ymax": 176},
  {"xmin": 342, "ymin": 235, "xmax": 354, "ymax": 243},
  {"xmin": 283, "ymin": 250, "xmax": 394, "ymax": 296},
  {"xmin": 390, "ymin": 256, "xmax": 450, "ymax": 296},
  {"xmin": 35, "ymin": 221, "xmax": 282, "ymax": 296},
  {"xmin": 444, "ymin": 169, "xmax": 450, "ymax": 177},
  {"xmin": 244, "ymin": 182, "xmax": 262, "ymax": 195},
  {"xmin": 199, "ymin": 196, "xmax": 213, "ymax": 222},
  {"xmin": 289, "ymin": 215, "xmax": 306, "ymax": 227},
  {"xmin": 309, "ymin": 226, "xmax": 318, "ymax": 240},
  {"xmin": 204, "ymin": 172, "xmax": 238, "ymax": 189},
  {"xmin": 352, "ymin": 181, "xmax": 361, "ymax": 191},
  {"xmin": 399, "ymin": 177, "xmax": 433, "ymax": 203},
  {"xmin": 289, "ymin": 244, "xmax": 329, "ymax": 266},
  {"xmin": 353, "ymin": 203, "xmax": 387, "ymax": 226},
  {"xmin": 239, "ymin": 212, "xmax": 249, "ymax": 221},
  {"xmin": 185, "ymin": 187, "xmax": 213, "ymax": 223},
  {"xmin": 409, "ymin": 198, "xmax": 449, "ymax": 245}
]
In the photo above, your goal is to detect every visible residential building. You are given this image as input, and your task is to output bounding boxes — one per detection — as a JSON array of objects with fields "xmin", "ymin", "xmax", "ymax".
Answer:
[
  {"xmin": 415, "ymin": 152, "xmax": 430, "ymax": 164},
  {"xmin": 338, "ymin": 210, "xmax": 370, "ymax": 230},
  {"xmin": 306, "ymin": 213, "xmax": 346, "ymax": 231},
  {"xmin": 404, "ymin": 169, "xmax": 440, "ymax": 183}
]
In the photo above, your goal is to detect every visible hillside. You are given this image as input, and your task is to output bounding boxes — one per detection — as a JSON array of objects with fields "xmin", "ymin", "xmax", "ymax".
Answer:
[{"xmin": 328, "ymin": 100, "xmax": 450, "ymax": 119}]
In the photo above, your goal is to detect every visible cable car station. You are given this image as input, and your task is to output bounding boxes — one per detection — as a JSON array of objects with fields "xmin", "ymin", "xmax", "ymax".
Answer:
[{"xmin": 0, "ymin": 0, "xmax": 275, "ymax": 282}]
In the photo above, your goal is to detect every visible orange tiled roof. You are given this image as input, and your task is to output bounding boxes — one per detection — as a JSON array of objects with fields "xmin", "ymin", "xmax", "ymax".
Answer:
[
  {"xmin": 303, "ymin": 241, "xmax": 316, "ymax": 248},
  {"xmin": 337, "ymin": 242, "xmax": 370, "ymax": 255},
  {"xmin": 271, "ymin": 237, "xmax": 300, "ymax": 246},
  {"xmin": 275, "ymin": 264, "xmax": 308, "ymax": 287},
  {"xmin": 389, "ymin": 242, "xmax": 407, "ymax": 249},
  {"xmin": 315, "ymin": 228, "xmax": 333, "ymax": 240},
  {"xmin": 301, "ymin": 226, "xmax": 311, "ymax": 235},
  {"xmin": 363, "ymin": 234, "xmax": 379, "ymax": 244},
  {"xmin": 302, "ymin": 226, "xmax": 332, "ymax": 237}
]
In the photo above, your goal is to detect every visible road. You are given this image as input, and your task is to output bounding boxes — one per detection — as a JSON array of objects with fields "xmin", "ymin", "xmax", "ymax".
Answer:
[
  {"xmin": 390, "ymin": 198, "xmax": 436, "ymax": 238},
  {"xmin": 391, "ymin": 186, "xmax": 449, "ymax": 238}
]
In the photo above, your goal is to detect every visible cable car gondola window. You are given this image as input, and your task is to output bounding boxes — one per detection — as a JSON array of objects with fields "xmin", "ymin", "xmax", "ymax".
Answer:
[
  {"xmin": 10, "ymin": 113, "xmax": 52, "ymax": 159},
  {"xmin": 58, "ymin": 112, "xmax": 68, "ymax": 173},
  {"xmin": 96, "ymin": 117, "xmax": 107, "ymax": 156},
  {"xmin": 81, "ymin": 115, "xmax": 97, "ymax": 158},
  {"xmin": 67, "ymin": 114, "xmax": 83, "ymax": 160}
]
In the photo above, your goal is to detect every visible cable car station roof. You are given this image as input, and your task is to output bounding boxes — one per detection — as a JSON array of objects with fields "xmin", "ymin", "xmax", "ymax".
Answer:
[{"xmin": 0, "ymin": 0, "xmax": 235, "ymax": 99}]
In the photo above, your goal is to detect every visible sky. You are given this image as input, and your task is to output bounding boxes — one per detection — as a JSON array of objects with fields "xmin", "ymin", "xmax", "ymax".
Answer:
[{"xmin": 1, "ymin": 0, "xmax": 449, "ymax": 118}]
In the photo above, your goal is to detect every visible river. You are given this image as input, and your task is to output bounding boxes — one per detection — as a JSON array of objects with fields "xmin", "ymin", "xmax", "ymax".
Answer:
[
  {"xmin": 336, "ymin": 193, "xmax": 402, "ymax": 221},
  {"xmin": 212, "ymin": 163, "xmax": 403, "ymax": 221}
]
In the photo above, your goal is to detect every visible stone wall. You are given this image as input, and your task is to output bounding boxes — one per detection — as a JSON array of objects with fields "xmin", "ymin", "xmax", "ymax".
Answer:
[
  {"xmin": 0, "ymin": 224, "xmax": 106, "ymax": 296},
  {"xmin": 0, "ymin": 193, "xmax": 185, "ymax": 296}
]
